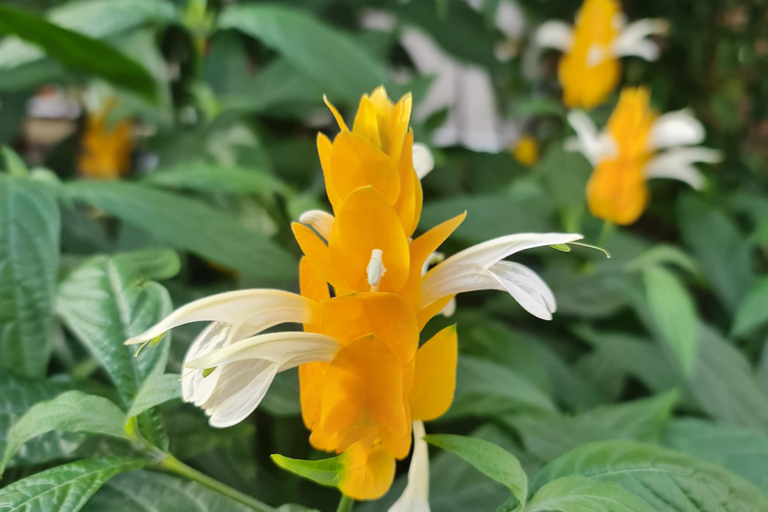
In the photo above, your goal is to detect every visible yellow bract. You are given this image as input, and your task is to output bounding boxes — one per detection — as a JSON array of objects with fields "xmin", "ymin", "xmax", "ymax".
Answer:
[
  {"xmin": 295, "ymin": 87, "xmax": 461, "ymax": 500},
  {"xmin": 560, "ymin": 0, "xmax": 622, "ymax": 109},
  {"xmin": 78, "ymin": 99, "xmax": 133, "ymax": 179},
  {"xmin": 587, "ymin": 87, "xmax": 657, "ymax": 225}
]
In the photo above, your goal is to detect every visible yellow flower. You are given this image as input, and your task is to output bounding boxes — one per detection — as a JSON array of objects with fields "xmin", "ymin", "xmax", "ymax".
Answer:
[
  {"xmin": 78, "ymin": 98, "xmax": 133, "ymax": 179},
  {"xmin": 126, "ymin": 87, "xmax": 582, "ymax": 502},
  {"xmin": 567, "ymin": 87, "xmax": 721, "ymax": 225},
  {"xmin": 512, "ymin": 135, "xmax": 540, "ymax": 166},
  {"xmin": 536, "ymin": 0, "xmax": 667, "ymax": 109}
]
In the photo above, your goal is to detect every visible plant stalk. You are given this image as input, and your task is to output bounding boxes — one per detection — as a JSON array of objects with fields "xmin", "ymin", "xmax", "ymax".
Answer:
[{"xmin": 336, "ymin": 494, "xmax": 354, "ymax": 512}]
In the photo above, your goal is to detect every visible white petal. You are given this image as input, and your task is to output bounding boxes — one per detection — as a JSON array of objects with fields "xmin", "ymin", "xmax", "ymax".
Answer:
[
  {"xmin": 389, "ymin": 421, "xmax": 430, "ymax": 512},
  {"xmin": 413, "ymin": 143, "xmax": 435, "ymax": 180},
  {"xmin": 644, "ymin": 147, "xmax": 721, "ymax": 190},
  {"xmin": 299, "ymin": 210, "xmax": 335, "ymax": 241},
  {"xmin": 182, "ymin": 322, "xmax": 231, "ymax": 405},
  {"xmin": 125, "ymin": 290, "xmax": 315, "ymax": 345},
  {"xmin": 421, "ymin": 232, "xmax": 582, "ymax": 306},
  {"xmin": 613, "ymin": 18, "xmax": 667, "ymax": 60},
  {"xmin": 535, "ymin": 21, "xmax": 573, "ymax": 52},
  {"xmin": 440, "ymin": 297, "xmax": 456, "ymax": 318},
  {"xmin": 566, "ymin": 111, "xmax": 616, "ymax": 164},
  {"xmin": 184, "ymin": 331, "xmax": 341, "ymax": 370},
  {"xmin": 647, "ymin": 110, "xmax": 705, "ymax": 150},
  {"xmin": 487, "ymin": 261, "xmax": 556, "ymax": 320},
  {"xmin": 203, "ymin": 359, "xmax": 278, "ymax": 428}
]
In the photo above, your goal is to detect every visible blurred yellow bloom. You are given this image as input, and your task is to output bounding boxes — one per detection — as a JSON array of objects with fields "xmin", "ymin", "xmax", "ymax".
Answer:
[
  {"xmin": 537, "ymin": 0, "xmax": 667, "ymax": 109},
  {"xmin": 512, "ymin": 135, "xmax": 540, "ymax": 166},
  {"xmin": 78, "ymin": 99, "xmax": 133, "ymax": 179},
  {"xmin": 127, "ymin": 87, "xmax": 582, "ymax": 503},
  {"xmin": 568, "ymin": 87, "xmax": 721, "ymax": 225}
]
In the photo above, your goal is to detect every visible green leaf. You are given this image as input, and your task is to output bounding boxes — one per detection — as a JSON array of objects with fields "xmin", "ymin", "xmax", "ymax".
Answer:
[
  {"xmin": 64, "ymin": 181, "xmax": 297, "ymax": 281},
  {"xmin": 506, "ymin": 391, "xmax": 679, "ymax": 463},
  {"xmin": 643, "ymin": 266, "xmax": 698, "ymax": 374},
  {"xmin": 127, "ymin": 374, "xmax": 182, "ymax": 419},
  {"xmin": 732, "ymin": 277, "xmax": 768, "ymax": 337},
  {"xmin": 0, "ymin": 4, "xmax": 157, "ymax": 101},
  {"xmin": 533, "ymin": 440, "xmax": 768, "ymax": 512},
  {"xmin": 1, "ymin": 146, "xmax": 28, "ymax": 176},
  {"xmin": 0, "ymin": 391, "xmax": 131, "ymax": 475},
  {"xmin": 0, "ymin": 174, "xmax": 60, "ymax": 378},
  {"xmin": 662, "ymin": 419, "xmax": 768, "ymax": 495},
  {"xmin": 627, "ymin": 245, "xmax": 700, "ymax": 278},
  {"xmin": 424, "ymin": 434, "xmax": 528, "ymax": 509},
  {"xmin": 56, "ymin": 250, "xmax": 175, "ymax": 407},
  {"xmin": 527, "ymin": 475, "xmax": 656, "ymax": 512},
  {"xmin": 446, "ymin": 356, "xmax": 557, "ymax": 419},
  {"xmin": 0, "ymin": 457, "xmax": 150, "ymax": 512},
  {"xmin": 271, "ymin": 453, "xmax": 344, "ymax": 490},
  {"xmin": 218, "ymin": 4, "xmax": 388, "ymax": 101},
  {"xmin": 678, "ymin": 195, "xmax": 755, "ymax": 312},
  {"xmin": 82, "ymin": 469, "xmax": 265, "ymax": 512},
  {"xmin": 143, "ymin": 164, "xmax": 288, "ymax": 196}
]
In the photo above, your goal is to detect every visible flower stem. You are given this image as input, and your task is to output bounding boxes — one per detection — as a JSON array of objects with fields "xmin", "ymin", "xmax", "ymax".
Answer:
[
  {"xmin": 159, "ymin": 453, "xmax": 273, "ymax": 512},
  {"xmin": 336, "ymin": 494, "xmax": 354, "ymax": 512}
]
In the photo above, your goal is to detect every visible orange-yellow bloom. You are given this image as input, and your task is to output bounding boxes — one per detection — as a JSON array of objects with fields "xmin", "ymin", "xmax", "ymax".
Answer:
[
  {"xmin": 568, "ymin": 87, "xmax": 720, "ymax": 225},
  {"xmin": 536, "ymin": 0, "xmax": 667, "ymax": 109},
  {"xmin": 78, "ymin": 98, "xmax": 133, "ymax": 179}
]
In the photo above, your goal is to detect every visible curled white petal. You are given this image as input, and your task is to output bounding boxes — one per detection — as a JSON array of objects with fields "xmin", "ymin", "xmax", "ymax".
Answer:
[
  {"xmin": 299, "ymin": 210, "xmax": 335, "ymax": 241},
  {"xmin": 486, "ymin": 261, "xmax": 556, "ymax": 320},
  {"xmin": 613, "ymin": 18, "xmax": 667, "ymax": 60},
  {"xmin": 647, "ymin": 110, "xmax": 705, "ymax": 150},
  {"xmin": 535, "ymin": 21, "xmax": 573, "ymax": 52},
  {"xmin": 421, "ymin": 232, "xmax": 582, "ymax": 306},
  {"xmin": 440, "ymin": 297, "xmax": 456, "ymax": 318},
  {"xmin": 389, "ymin": 421, "xmax": 430, "ymax": 512},
  {"xmin": 413, "ymin": 143, "xmax": 435, "ymax": 180},
  {"xmin": 125, "ymin": 290, "xmax": 315, "ymax": 346},
  {"xmin": 644, "ymin": 147, "xmax": 721, "ymax": 190},
  {"xmin": 182, "ymin": 322, "xmax": 231, "ymax": 406},
  {"xmin": 566, "ymin": 111, "xmax": 616, "ymax": 164}
]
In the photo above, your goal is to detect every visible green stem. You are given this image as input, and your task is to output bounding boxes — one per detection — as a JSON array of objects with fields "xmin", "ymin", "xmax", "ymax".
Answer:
[
  {"xmin": 336, "ymin": 494, "xmax": 354, "ymax": 512},
  {"xmin": 159, "ymin": 453, "xmax": 273, "ymax": 512},
  {"xmin": 597, "ymin": 220, "xmax": 616, "ymax": 248}
]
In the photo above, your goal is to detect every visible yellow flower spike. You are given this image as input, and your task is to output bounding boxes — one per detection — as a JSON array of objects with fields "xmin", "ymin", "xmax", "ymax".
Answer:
[
  {"xmin": 78, "ymin": 98, "xmax": 133, "ymax": 179},
  {"xmin": 512, "ymin": 135, "xmax": 540, "ymax": 167},
  {"xmin": 338, "ymin": 437, "xmax": 396, "ymax": 501},
  {"xmin": 409, "ymin": 325, "xmax": 458, "ymax": 421},
  {"xmin": 324, "ymin": 94, "xmax": 350, "ymax": 132}
]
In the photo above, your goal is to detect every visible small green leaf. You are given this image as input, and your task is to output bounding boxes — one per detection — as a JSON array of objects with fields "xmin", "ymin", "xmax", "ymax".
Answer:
[
  {"xmin": 0, "ymin": 457, "xmax": 151, "ymax": 512},
  {"xmin": 127, "ymin": 374, "xmax": 182, "ymax": 420},
  {"xmin": 1, "ymin": 146, "xmax": 27, "ymax": 176},
  {"xmin": 424, "ymin": 434, "xmax": 528, "ymax": 509},
  {"xmin": 271, "ymin": 453, "xmax": 344, "ymax": 489},
  {"xmin": 732, "ymin": 277, "xmax": 768, "ymax": 337},
  {"xmin": 0, "ymin": 391, "xmax": 130, "ymax": 475},
  {"xmin": 527, "ymin": 475, "xmax": 655, "ymax": 512},
  {"xmin": 549, "ymin": 244, "xmax": 571, "ymax": 252}
]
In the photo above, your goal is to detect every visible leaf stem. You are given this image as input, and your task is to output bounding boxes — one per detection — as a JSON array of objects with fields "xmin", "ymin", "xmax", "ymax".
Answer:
[
  {"xmin": 336, "ymin": 494, "xmax": 354, "ymax": 512},
  {"xmin": 159, "ymin": 453, "xmax": 273, "ymax": 512}
]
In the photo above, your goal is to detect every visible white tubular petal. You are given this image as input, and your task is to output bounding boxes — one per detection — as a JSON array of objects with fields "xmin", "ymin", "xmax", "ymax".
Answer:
[
  {"xmin": 299, "ymin": 210, "xmax": 335, "ymax": 241},
  {"xmin": 125, "ymin": 290, "xmax": 315, "ymax": 345},
  {"xmin": 644, "ymin": 147, "xmax": 721, "ymax": 190},
  {"xmin": 647, "ymin": 110, "xmax": 705, "ymax": 150},
  {"xmin": 182, "ymin": 322, "xmax": 231, "ymax": 405},
  {"xmin": 421, "ymin": 233, "xmax": 582, "ymax": 306},
  {"xmin": 535, "ymin": 21, "xmax": 573, "ymax": 52},
  {"xmin": 440, "ymin": 297, "xmax": 456, "ymax": 318},
  {"xmin": 202, "ymin": 359, "xmax": 278, "ymax": 428},
  {"xmin": 613, "ymin": 18, "xmax": 667, "ymax": 60},
  {"xmin": 184, "ymin": 331, "xmax": 341, "ymax": 370},
  {"xmin": 413, "ymin": 143, "xmax": 435, "ymax": 180},
  {"xmin": 566, "ymin": 111, "xmax": 615, "ymax": 164},
  {"xmin": 389, "ymin": 421, "xmax": 430, "ymax": 512},
  {"xmin": 487, "ymin": 261, "xmax": 556, "ymax": 320}
]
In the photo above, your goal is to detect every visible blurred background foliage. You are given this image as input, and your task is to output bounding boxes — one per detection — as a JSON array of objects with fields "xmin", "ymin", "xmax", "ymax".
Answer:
[{"xmin": 0, "ymin": 0, "xmax": 767, "ymax": 511}]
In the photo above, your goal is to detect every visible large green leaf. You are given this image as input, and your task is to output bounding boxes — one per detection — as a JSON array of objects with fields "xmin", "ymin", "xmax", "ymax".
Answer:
[
  {"xmin": 0, "ymin": 391, "xmax": 130, "ymax": 475},
  {"xmin": 445, "ymin": 356, "xmax": 557, "ymax": 419},
  {"xmin": 424, "ymin": 434, "xmax": 528, "ymax": 509},
  {"xmin": 82, "ymin": 469, "xmax": 267, "ymax": 512},
  {"xmin": 127, "ymin": 373, "xmax": 182, "ymax": 420},
  {"xmin": 643, "ymin": 266, "xmax": 698, "ymax": 374},
  {"xmin": 56, "ymin": 249, "xmax": 175, "ymax": 406},
  {"xmin": 533, "ymin": 440, "xmax": 768, "ymax": 512},
  {"xmin": 678, "ymin": 195, "xmax": 754, "ymax": 312},
  {"xmin": 0, "ymin": 4, "xmax": 156, "ymax": 100},
  {"xmin": 142, "ymin": 164, "xmax": 288, "ymax": 196},
  {"xmin": 662, "ymin": 419, "xmax": 768, "ymax": 494},
  {"xmin": 218, "ymin": 4, "xmax": 388, "ymax": 101},
  {"xmin": 527, "ymin": 475, "xmax": 656, "ymax": 512},
  {"xmin": 506, "ymin": 391, "xmax": 679, "ymax": 463},
  {"xmin": 0, "ymin": 174, "xmax": 60, "ymax": 379},
  {"xmin": 732, "ymin": 277, "xmax": 768, "ymax": 337},
  {"xmin": 0, "ymin": 457, "xmax": 150, "ymax": 512},
  {"xmin": 63, "ymin": 181, "xmax": 296, "ymax": 281}
]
